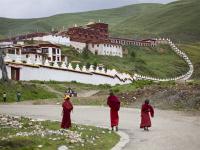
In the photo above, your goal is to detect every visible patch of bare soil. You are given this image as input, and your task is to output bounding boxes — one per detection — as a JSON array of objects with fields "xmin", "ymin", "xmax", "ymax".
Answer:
[{"xmin": 117, "ymin": 83, "xmax": 200, "ymax": 110}]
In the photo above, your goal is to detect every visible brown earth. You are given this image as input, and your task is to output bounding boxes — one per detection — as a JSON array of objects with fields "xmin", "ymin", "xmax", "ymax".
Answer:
[{"xmin": 117, "ymin": 83, "xmax": 200, "ymax": 111}]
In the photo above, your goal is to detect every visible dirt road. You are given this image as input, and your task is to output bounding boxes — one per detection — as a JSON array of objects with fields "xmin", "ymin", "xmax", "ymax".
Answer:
[{"xmin": 0, "ymin": 105, "xmax": 199, "ymax": 150}]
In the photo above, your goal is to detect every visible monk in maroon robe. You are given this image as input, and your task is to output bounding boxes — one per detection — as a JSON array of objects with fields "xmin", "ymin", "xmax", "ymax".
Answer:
[
  {"xmin": 107, "ymin": 91, "xmax": 120, "ymax": 131},
  {"xmin": 140, "ymin": 99, "xmax": 154, "ymax": 131},
  {"xmin": 61, "ymin": 95, "xmax": 73, "ymax": 129}
]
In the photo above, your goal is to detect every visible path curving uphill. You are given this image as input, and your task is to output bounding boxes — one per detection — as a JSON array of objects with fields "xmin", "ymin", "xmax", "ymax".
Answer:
[
  {"xmin": 0, "ymin": 104, "xmax": 200, "ymax": 150},
  {"xmin": 133, "ymin": 39, "xmax": 194, "ymax": 82}
]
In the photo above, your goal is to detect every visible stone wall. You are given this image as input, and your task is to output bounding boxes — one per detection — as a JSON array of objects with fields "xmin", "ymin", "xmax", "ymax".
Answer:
[{"xmin": 133, "ymin": 38, "xmax": 194, "ymax": 81}]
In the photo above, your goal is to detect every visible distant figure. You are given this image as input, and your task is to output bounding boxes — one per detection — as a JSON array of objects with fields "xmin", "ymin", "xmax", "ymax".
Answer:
[
  {"xmin": 3, "ymin": 92, "xmax": 6, "ymax": 102},
  {"xmin": 61, "ymin": 95, "xmax": 73, "ymax": 129},
  {"xmin": 66, "ymin": 87, "xmax": 73, "ymax": 97},
  {"xmin": 107, "ymin": 91, "xmax": 121, "ymax": 131},
  {"xmin": 140, "ymin": 99, "xmax": 154, "ymax": 131},
  {"xmin": 16, "ymin": 91, "xmax": 21, "ymax": 102}
]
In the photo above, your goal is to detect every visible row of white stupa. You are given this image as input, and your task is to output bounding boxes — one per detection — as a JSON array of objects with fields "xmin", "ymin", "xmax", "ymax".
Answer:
[
  {"xmin": 134, "ymin": 38, "xmax": 194, "ymax": 81},
  {"xmin": 4, "ymin": 54, "xmax": 133, "ymax": 81}
]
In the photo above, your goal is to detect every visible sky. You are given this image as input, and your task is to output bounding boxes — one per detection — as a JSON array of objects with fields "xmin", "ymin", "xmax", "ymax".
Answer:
[{"xmin": 0, "ymin": 0, "xmax": 175, "ymax": 19}]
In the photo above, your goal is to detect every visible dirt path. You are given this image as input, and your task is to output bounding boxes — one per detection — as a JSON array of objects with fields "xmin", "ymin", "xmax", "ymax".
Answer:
[
  {"xmin": 39, "ymin": 84, "xmax": 99, "ymax": 98},
  {"xmin": 40, "ymin": 84, "xmax": 63, "ymax": 97},
  {"xmin": 77, "ymin": 90, "xmax": 100, "ymax": 97},
  {"xmin": 0, "ymin": 105, "xmax": 199, "ymax": 150}
]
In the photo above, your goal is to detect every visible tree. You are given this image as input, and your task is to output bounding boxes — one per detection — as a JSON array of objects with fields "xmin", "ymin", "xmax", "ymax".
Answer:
[
  {"xmin": 82, "ymin": 48, "xmax": 90, "ymax": 59},
  {"xmin": 0, "ymin": 47, "xmax": 9, "ymax": 81},
  {"xmin": 86, "ymin": 62, "xmax": 91, "ymax": 69}
]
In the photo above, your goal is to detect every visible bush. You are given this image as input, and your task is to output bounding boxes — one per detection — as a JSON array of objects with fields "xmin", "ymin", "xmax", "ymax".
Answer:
[{"xmin": 98, "ymin": 84, "xmax": 111, "ymax": 89}]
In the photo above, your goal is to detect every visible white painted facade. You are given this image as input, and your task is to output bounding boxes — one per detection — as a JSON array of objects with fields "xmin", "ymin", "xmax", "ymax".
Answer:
[
  {"xmin": 7, "ymin": 53, "xmax": 43, "ymax": 64},
  {"xmin": 0, "ymin": 41, "xmax": 13, "ymax": 47},
  {"xmin": 3, "ymin": 62, "xmax": 132, "ymax": 86},
  {"xmin": 70, "ymin": 41, "xmax": 86, "ymax": 53},
  {"xmin": 69, "ymin": 41, "xmax": 123, "ymax": 57},
  {"xmin": 33, "ymin": 35, "xmax": 70, "ymax": 46},
  {"xmin": 88, "ymin": 43, "xmax": 123, "ymax": 57},
  {"xmin": 40, "ymin": 46, "xmax": 62, "ymax": 62},
  {"xmin": 5, "ymin": 45, "xmax": 63, "ymax": 64}
]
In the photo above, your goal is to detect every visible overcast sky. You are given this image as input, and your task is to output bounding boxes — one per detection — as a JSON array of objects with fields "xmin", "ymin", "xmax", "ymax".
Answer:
[{"xmin": 0, "ymin": 0, "xmax": 175, "ymax": 19}]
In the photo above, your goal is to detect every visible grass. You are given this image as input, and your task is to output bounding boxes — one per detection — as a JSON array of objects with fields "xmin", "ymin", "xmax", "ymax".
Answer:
[
  {"xmin": 0, "ymin": 0, "xmax": 198, "ymax": 80},
  {"xmin": 0, "ymin": 81, "xmax": 57, "ymax": 103},
  {"xmin": 29, "ymin": 80, "xmax": 110, "ymax": 93},
  {"xmin": 61, "ymin": 44, "xmax": 188, "ymax": 78},
  {"xmin": 0, "ymin": 116, "xmax": 120, "ymax": 150},
  {"xmin": 0, "ymin": 0, "xmax": 200, "ymax": 42},
  {"xmin": 178, "ymin": 42, "xmax": 200, "ymax": 79}
]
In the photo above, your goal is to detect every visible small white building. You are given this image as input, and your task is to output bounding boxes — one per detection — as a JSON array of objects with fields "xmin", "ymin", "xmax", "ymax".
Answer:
[
  {"xmin": 5, "ymin": 43, "xmax": 67, "ymax": 64},
  {"xmin": 88, "ymin": 43, "xmax": 123, "ymax": 57},
  {"xmin": 70, "ymin": 40, "xmax": 123, "ymax": 57}
]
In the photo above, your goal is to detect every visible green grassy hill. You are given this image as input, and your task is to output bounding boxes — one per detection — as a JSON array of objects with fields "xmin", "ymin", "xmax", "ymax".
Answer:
[
  {"xmin": 61, "ymin": 44, "xmax": 188, "ymax": 78},
  {"xmin": 0, "ymin": 0, "xmax": 199, "ymax": 79},
  {"xmin": 0, "ymin": 3, "xmax": 161, "ymax": 39},
  {"xmin": 1, "ymin": 0, "xmax": 199, "ymax": 42},
  {"xmin": 112, "ymin": 0, "xmax": 200, "ymax": 42}
]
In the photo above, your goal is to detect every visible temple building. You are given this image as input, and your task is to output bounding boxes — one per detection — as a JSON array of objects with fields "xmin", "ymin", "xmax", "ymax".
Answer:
[
  {"xmin": 0, "ymin": 21, "xmax": 158, "ymax": 58},
  {"xmin": 59, "ymin": 22, "xmax": 123, "ymax": 57}
]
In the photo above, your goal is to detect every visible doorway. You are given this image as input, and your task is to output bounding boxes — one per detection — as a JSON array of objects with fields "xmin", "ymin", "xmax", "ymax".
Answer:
[{"xmin": 11, "ymin": 67, "xmax": 20, "ymax": 81}]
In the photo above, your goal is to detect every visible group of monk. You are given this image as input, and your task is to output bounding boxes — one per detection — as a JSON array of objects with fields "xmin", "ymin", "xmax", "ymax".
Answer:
[{"xmin": 61, "ymin": 91, "xmax": 154, "ymax": 131}]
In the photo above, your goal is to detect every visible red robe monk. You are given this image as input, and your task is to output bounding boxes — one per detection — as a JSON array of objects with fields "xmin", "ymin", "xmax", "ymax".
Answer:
[
  {"xmin": 61, "ymin": 95, "xmax": 73, "ymax": 129},
  {"xmin": 140, "ymin": 99, "xmax": 154, "ymax": 131},
  {"xmin": 107, "ymin": 91, "xmax": 120, "ymax": 131}
]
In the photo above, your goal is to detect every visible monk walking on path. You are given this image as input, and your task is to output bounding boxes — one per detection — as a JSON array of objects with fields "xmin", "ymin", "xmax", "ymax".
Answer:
[
  {"xmin": 107, "ymin": 91, "xmax": 121, "ymax": 131},
  {"xmin": 140, "ymin": 99, "xmax": 154, "ymax": 131},
  {"xmin": 61, "ymin": 95, "xmax": 73, "ymax": 129}
]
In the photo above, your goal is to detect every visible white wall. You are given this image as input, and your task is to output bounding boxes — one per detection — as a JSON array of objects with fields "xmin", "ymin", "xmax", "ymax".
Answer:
[
  {"xmin": 7, "ymin": 54, "xmax": 42, "ymax": 63},
  {"xmin": 0, "ymin": 42, "xmax": 13, "ymax": 47},
  {"xmin": 70, "ymin": 41, "xmax": 86, "ymax": 53},
  {"xmin": 5, "ymin": 64, "xmax": 131, "ymax": 86},
  {"xmin": 33, "ymin": 35, "xmax": 70, "ymax": 46},
  {"xmin": 88, "ymin": 43, "xmax": 123, "ymax": 57}
]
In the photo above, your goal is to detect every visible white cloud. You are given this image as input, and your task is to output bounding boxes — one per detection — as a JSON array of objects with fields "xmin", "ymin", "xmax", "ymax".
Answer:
[{"xmin": 0, "ymin": 0, "xmax": 175, "ymax": 19}]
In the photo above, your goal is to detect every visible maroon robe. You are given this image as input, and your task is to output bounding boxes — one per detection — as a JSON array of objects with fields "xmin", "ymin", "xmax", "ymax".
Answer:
[
  {"xmin": 61, "ymin": 100, "xmax": 73, "ymax": 129},
  {"xmin": 107, "ymin": 95, "xmax": 120, "ymax": 127},
  {"xmin": 140, "ymin": 103, "xmax": 154, "ymax": 128}
]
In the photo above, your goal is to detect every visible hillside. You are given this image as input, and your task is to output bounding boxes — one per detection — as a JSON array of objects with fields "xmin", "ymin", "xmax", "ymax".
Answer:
[
  {"xmin": 0, "ymin": 0, "xmax": 199, "ymax": 79},
  {"xmin": 0, "ymin": 0, "xmax": 199, "ymax": 42},
  {"xmin": 61, "ymin": 44, "xmax": 188, "ymax": 78},
  {"xmin": 112, "ymin": 0, "xmax": 200, "ymax": 42},
  {"xmin": 0, "ymin": 3, "xmax": 161, "ymax": 39}
]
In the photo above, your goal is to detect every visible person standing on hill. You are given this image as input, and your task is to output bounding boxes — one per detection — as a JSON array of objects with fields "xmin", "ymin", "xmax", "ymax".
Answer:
[
  {"xmin": 3, "ymin": 92, "xmax": 6, "ymax": 102},
  {"xmin": 61, "ymin": 95, "xmax": 73, "ymax": 129},
  {"xmin": 140, "ymin": 99, "xmax": 154, "ymax": 131},
  {"xmin": 107, "ymin": 91, "xmax": 121, "ymax": 131}
]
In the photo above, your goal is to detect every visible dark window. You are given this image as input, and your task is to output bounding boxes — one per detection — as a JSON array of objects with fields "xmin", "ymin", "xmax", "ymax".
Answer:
[
  {"xmin": 52, "ymin": 48, "xmax": 56, "ymax": 54},
  {"xmin": 16, "ymin": 48, "xmax": 20, "ymax": 55},
  {"xmin": 53, "ymin": 56, "xmax": 56, "ymax": 61},
  {"xmin": 42, "ymin": 48, "xmax": 48, "ymax": 53}
]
